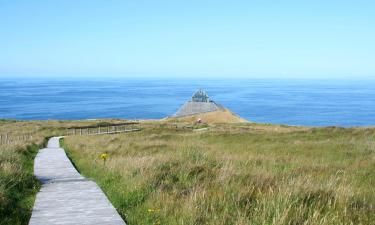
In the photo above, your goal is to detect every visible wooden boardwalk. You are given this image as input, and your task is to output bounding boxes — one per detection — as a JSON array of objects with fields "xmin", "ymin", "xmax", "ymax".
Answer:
[{"xmin": 29, "ymin": 137, "xmax": 126, "ymax": 225}]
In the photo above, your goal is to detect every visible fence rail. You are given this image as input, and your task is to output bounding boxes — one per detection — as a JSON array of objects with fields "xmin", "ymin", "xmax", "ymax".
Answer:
[
  {"xmin": 65, "ymin": 122, "xmax": 141, "ymax": 136},
  {"xmin": 0, "ymin": 133, "xmax": 33, "ymax": 145},
  {"xmin": 0, "ymin": 123, "xmax": 141, "ymax": 145}
]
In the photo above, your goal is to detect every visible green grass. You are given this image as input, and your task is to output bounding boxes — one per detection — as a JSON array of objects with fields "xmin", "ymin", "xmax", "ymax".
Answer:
[
  {"xmin": 63, "ymin": 123, "xmax": 375, "ymax": 225},
  {"xmin": 1, "ymin": 119, "xmax": 374, "ymax": 224},
  {"xmin": 0, "ymin": 143, "xmax": 42, "ymax": 225},
  {"xmin": 0, "ymin": 119, "xmax": 127, "ymax": 224}
]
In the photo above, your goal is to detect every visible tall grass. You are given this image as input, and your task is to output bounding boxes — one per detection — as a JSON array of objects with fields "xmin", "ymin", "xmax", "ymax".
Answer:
[
  {"xmin": 0, "ymin": 143, "xmax": 41, "ymax": 225},
  {"xmin": 63, "ymin": 123, "xmax": 375, "ymax": 225},
  {"xmin": 0, "ymin": 119, "xmax": 124, "ymax": 224},
  {"xmin": 0, "ymin": 121, "xmax": 48, "ymax": 225}
]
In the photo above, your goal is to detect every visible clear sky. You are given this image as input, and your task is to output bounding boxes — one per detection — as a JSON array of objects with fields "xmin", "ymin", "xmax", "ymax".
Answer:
[{"xmin": 0, "ymin": 0, "xmax": 374, "ymax": 79}]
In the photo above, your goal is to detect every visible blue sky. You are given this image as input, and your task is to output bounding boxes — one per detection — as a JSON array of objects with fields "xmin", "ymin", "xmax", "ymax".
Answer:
[{"xmin": 0, "ymin": 0, "xmax": 374, "ymax": 79}]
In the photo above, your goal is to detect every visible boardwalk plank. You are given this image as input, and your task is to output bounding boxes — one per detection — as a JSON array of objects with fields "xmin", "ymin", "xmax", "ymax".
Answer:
[{"xmin": 29, "ymin": 137, "xmax": 126, "ymax": 225}]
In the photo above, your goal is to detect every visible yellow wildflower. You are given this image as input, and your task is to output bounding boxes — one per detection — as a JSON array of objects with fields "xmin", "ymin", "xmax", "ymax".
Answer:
[
  {"xmin": 147, "ymin": 208, "xmax": 160, "ymax": 212},
  {"xmin": 100, "ymin": 153, "xmax": 108, "ymax": 162},
  {"xmin": 100, "ymin": 153, "xmax": 107, "ymax": 159}
]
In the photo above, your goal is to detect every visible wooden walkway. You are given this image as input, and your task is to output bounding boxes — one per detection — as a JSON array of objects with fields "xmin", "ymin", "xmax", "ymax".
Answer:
[{"xmin": 29, "ymin": 137, "xmax": 126, "ymax": 225}]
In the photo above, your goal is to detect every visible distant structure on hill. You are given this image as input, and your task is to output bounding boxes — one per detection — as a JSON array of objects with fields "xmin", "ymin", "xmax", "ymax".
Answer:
[
  {"xmin": 192, "ymin": 89, "xmax": 210, "ymax": 102},
  {"xmin": 173, "ymin": 90, "xmax": 224, "ymax": 117}
]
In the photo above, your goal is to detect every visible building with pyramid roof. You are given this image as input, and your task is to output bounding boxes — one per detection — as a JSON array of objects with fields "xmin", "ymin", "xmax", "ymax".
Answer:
[{"xmin": 173, "ymin": 90, "xmax": 224, "ymax": 117}]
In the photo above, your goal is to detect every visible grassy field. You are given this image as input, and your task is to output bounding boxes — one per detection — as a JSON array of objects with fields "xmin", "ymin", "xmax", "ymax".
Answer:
[
  {"xmin": 62, "ymin": 122, "xmax": 375, "ymax": 225},
  {"xmin": 0, "ymin": 119, "xmax": 126, "ymax": 225},
  {"xmin": 0, "ymin": 120, "xmax": 51, "ymax": 225}
]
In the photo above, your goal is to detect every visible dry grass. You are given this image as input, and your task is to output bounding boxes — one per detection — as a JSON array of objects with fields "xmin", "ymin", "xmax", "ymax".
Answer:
[
  {"xmin": 0, "ymin": 119, "xmax": 130, "ymax": 225},
  {"xmin": 0, "ymin": 120, "xmax": 56, "ymax": 225},
  {"xmin": 164, "ymin": 109, "xmax": 248, "ymax": 123},
  {"xmin": 63, "ymin": 122, "xmax": 375, "ymax": 225},
  {"xmin": 1, "ymin": 118, "xmax": 374, "ymax": 224}
]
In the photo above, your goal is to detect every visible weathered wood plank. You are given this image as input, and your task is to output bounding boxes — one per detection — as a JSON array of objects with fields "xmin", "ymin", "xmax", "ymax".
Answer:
[{"xmin": 29, "ymin": 137, "xmax": 126, "ymax": 225}]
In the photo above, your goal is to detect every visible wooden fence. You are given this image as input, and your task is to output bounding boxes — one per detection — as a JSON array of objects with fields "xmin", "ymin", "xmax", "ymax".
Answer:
[
  {"xmin": 65, "ymin": 122, "xmax": 141, "ymax": 136},
  {"xmin": 0, "ymin": 123, "xmax": 141, "ymax": 145},
  {"xmin": 0, "ymin": 133, "xmax": 33, "ymax": 145}
]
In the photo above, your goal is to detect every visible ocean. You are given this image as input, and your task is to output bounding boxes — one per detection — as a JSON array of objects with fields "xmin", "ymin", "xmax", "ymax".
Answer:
[{"xmin": 0, "ymin": 78, "xmax": 374, "ymax": 127}]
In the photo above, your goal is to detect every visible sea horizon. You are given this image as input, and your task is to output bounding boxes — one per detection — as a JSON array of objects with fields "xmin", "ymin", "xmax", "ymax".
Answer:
[{"xmin": 1, "ymin": 77, "xmax": 374, "ymax": 127}]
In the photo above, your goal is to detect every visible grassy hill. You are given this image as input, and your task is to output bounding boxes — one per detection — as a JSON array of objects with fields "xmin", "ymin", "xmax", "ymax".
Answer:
[
  {"xmin": 165, "ymin": 109, "xmax": 248, "ymax": 123},
  {"xmin": 63, "ymin": 121, "xmax": 375, "ymax": 225},
  {"xmin": 1, "ymin": 118, "xmax": 374, "ymax": 224}
]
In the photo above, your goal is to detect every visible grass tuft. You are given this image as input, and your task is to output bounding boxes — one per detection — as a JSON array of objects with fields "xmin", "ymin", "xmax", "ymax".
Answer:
[{"xmin": 62, "ymin": 122, "xmax": 375, "ymax": 224}]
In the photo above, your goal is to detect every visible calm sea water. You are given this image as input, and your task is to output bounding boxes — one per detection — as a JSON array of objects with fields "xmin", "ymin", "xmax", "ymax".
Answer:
[{"xmin": 0, "ymin": 78, "xmax": 374, "ymax": 127}]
